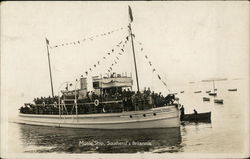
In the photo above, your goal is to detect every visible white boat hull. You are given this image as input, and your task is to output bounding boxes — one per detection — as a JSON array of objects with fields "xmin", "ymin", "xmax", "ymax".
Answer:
[{"xmin": 18, "ymin": 106, "xmax": 180, "ymax": 129}]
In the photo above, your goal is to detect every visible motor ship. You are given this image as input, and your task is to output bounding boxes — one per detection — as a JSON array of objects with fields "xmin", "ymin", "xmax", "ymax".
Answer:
[{"xmin": 18, "ymin": 6, "xmax": 181, "ymax": 129}]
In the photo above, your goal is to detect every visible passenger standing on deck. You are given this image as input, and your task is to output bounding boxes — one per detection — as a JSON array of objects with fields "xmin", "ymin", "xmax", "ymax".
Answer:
[
  {"xmin": 89, "ymin": 91, "xmax": 93, "ymax": 101},
  {"xmin": 193, "ymin": 109, "xmax": 198, "ymax": 114},
  {"xmin": 180, "ymin": 105, "xmax": 185, "ymax": 120}
]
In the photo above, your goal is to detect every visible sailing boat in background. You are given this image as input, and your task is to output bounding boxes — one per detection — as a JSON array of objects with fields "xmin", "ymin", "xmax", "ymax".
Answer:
[
  {"xmin": 202, "ymin": 78, "xmax": 226, "ymax": 104},
  {"xmin": 208, "ymin": 80, "xmax": 217, "ymax": 96}
]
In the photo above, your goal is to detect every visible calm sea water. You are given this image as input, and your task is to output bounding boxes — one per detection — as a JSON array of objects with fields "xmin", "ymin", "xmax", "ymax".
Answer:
[{"xmin": 7, "ymin": 79, "xmax": 248, "ymax": 154}]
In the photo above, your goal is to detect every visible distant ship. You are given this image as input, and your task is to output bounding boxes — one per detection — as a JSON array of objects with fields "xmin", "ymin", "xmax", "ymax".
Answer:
[
  {"xmin": 214, "ymin": 99, "xmax": 223, "ymax": 104},
  {"xmin": 194, "ymin": 91, "xmax": 202, "ymax": 93},
  {"xmin": 203, "ymin": 97, "xmax": 210, "ymax": 101},
  {"xmin": 228, "ymin": 88, "xmax": 237, "ymax": 92},
  {"xmin": 18, "ymin": 6, "xmax": 180, "ymax": 129}
]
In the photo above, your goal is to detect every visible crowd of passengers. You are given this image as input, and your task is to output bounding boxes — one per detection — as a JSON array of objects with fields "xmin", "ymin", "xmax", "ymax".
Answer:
[
  {"xmin": 82, "ymin": 88, "xmax": 175, "ymax": 106},
  {"xmin": 19, "ymin": 88, "xmax": 176, "ymax": 114}
]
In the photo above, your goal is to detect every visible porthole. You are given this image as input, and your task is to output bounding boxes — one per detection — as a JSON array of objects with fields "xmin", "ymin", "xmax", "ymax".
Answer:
[
  {"xmin": 130, "ymin": 115, "xmax": 133, "ymax": 118},
  {"xmin": 143, "ymin": 114, "xmax": 146, "ymax": 117},
  {"xmin": 153, "ymin": 113, "xmax": 156, "ymax": 116}
]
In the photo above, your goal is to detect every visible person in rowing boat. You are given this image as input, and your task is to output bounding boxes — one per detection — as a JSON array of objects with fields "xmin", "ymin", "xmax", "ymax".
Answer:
[
  {"xmin": 193, "ymin": 109, "xmax": 198, "ymax": 114},
  {"xmin": 180, "ymin": 105, "xmax": 185, "ymax": 120}
]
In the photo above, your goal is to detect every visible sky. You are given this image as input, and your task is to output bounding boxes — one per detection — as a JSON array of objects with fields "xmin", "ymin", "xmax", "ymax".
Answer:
[{"xmin": 1, "ymin": 1, "xmax": 249, "ymax": 117}]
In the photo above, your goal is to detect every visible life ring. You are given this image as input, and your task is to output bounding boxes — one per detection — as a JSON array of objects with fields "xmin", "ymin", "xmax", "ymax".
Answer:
[
  {"xmin": 42, "ymin": 102, "xmax": 45, "ymax": 106},
  {"xmin": 94, "ymin": 99, "xmax": 99, "ymax": 107},
  {"xmin": 54, "ymin": 101, "xmax": 57, "ymax": 107}
]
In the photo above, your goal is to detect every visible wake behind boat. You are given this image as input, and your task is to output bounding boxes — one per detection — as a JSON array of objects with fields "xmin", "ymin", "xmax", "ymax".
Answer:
[{"xmin": 18, "ymin": 6, "xmax": 181, "ymax": 129}]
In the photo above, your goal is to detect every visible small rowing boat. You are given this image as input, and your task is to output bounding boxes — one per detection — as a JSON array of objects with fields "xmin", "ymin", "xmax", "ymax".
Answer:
[
  {"xmin": 203, "ymin": 97, "xmax": 210, "ymax": 101},
  {"xmin": 181, "ymin": 112, "xmax": 211, "ymax": 122},
  {"xmin": 228, "ymin": 88, "xmax": 237, "ymax": 91},
  {"xmin": 194, "ymin": 91, "xmax": 202, "ymax": 93},
  {"xmin": 208, "ymin": 92, "xmax": 217, "ymax": 96},
  {"xmin": 214, "ymin": 99, "xmax": 223, "ymax": 104}
]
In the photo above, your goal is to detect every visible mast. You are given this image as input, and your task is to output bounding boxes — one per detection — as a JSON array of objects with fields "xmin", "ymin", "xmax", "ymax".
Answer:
[
  {"xmin": 45, "ymin": 38, "xmax": 55, "ymax": 97},
  {"xmin": 128, "ymin": 6, "xmax": 140, "ymax": 92},
  {"xmin": 212, "ymin": 80, "xmax": 215, "ymax": 93}
]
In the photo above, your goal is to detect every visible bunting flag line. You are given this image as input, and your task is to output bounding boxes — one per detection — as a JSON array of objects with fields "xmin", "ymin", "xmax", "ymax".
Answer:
[
  {"xmin": 149, "ymin": 61, "xmax": 152, "ymax": 66},
  {"xmin": 158, "ymin": 75, "xmax": 161, "ymax": 80},
  {"xmin": 84, "ymin": 33, "xmax": 130, "ymax": 77},
  {"xmin": 135, "ymin": 38, "xmax": 171, "ymax": 92},
  {"xmin": 49, "ymin": 26, "xmax": 125, "ymax": 49}
]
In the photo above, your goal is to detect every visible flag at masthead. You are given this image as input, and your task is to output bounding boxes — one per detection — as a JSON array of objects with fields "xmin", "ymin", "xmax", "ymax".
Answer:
[{"xmin": 128, "ymin": 5, "xmax": 133, "ymax": 23}]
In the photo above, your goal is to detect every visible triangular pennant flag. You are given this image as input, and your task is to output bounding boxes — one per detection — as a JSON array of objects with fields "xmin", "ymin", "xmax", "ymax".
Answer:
[
  {"xmin": 158, "ymin": 75, "xmax": 161, "ymax": 80},
  {"xmin": 97, "ymin": 61, "xmax": 100, "ymax": 65},
  {"xmin": 78, "ymin": 41, "xmax": 80, "ymax": 44},
  {"xmin": 85, "ymin": 71, "xmax": 88, "ymax": 75},
  {"xmin": 152, "ymin": 68, "xmax": 156, "ymax": 72},
  {"xmin": 94, "ymin": 64, "xmax": 96, "ymax": 67},
  {"xmin": 45, "ymin": 38, "xmax": 50, "ymax": 45},
  {"xmin": 149, "ymin": 61, "xmax": 152, "ymax": 66},
  {"xmin": 121, "ymin": 49, "xmax": 124, "ymax": 52},
  {"xmin": 89, "ymin": 68, "xmax": 92, "ymax": 71},
  {"xmin": 107, "ymin": 53, "xmax": 110, "ymax": 55},
  {"xmin": 112, "ymin": 64, "xmax": 114, "ymax": 66},
  {"xmin": 112, "ymin": 49, "xmax": 114, "ymax": 52},
  {"xmin": 126, "ymin": 36, "xmax": 129, "ymax": 41},
  {"xmin": 119, "ymin": 53, "xmax": 122, "ymax": 55},
  {"xmin": 116, "ymin": 57, "xmax": 119, "ymax": 60},
  {"xmin": 145, "ymin": 55, "xmax": 148, "ymax": 59}
]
